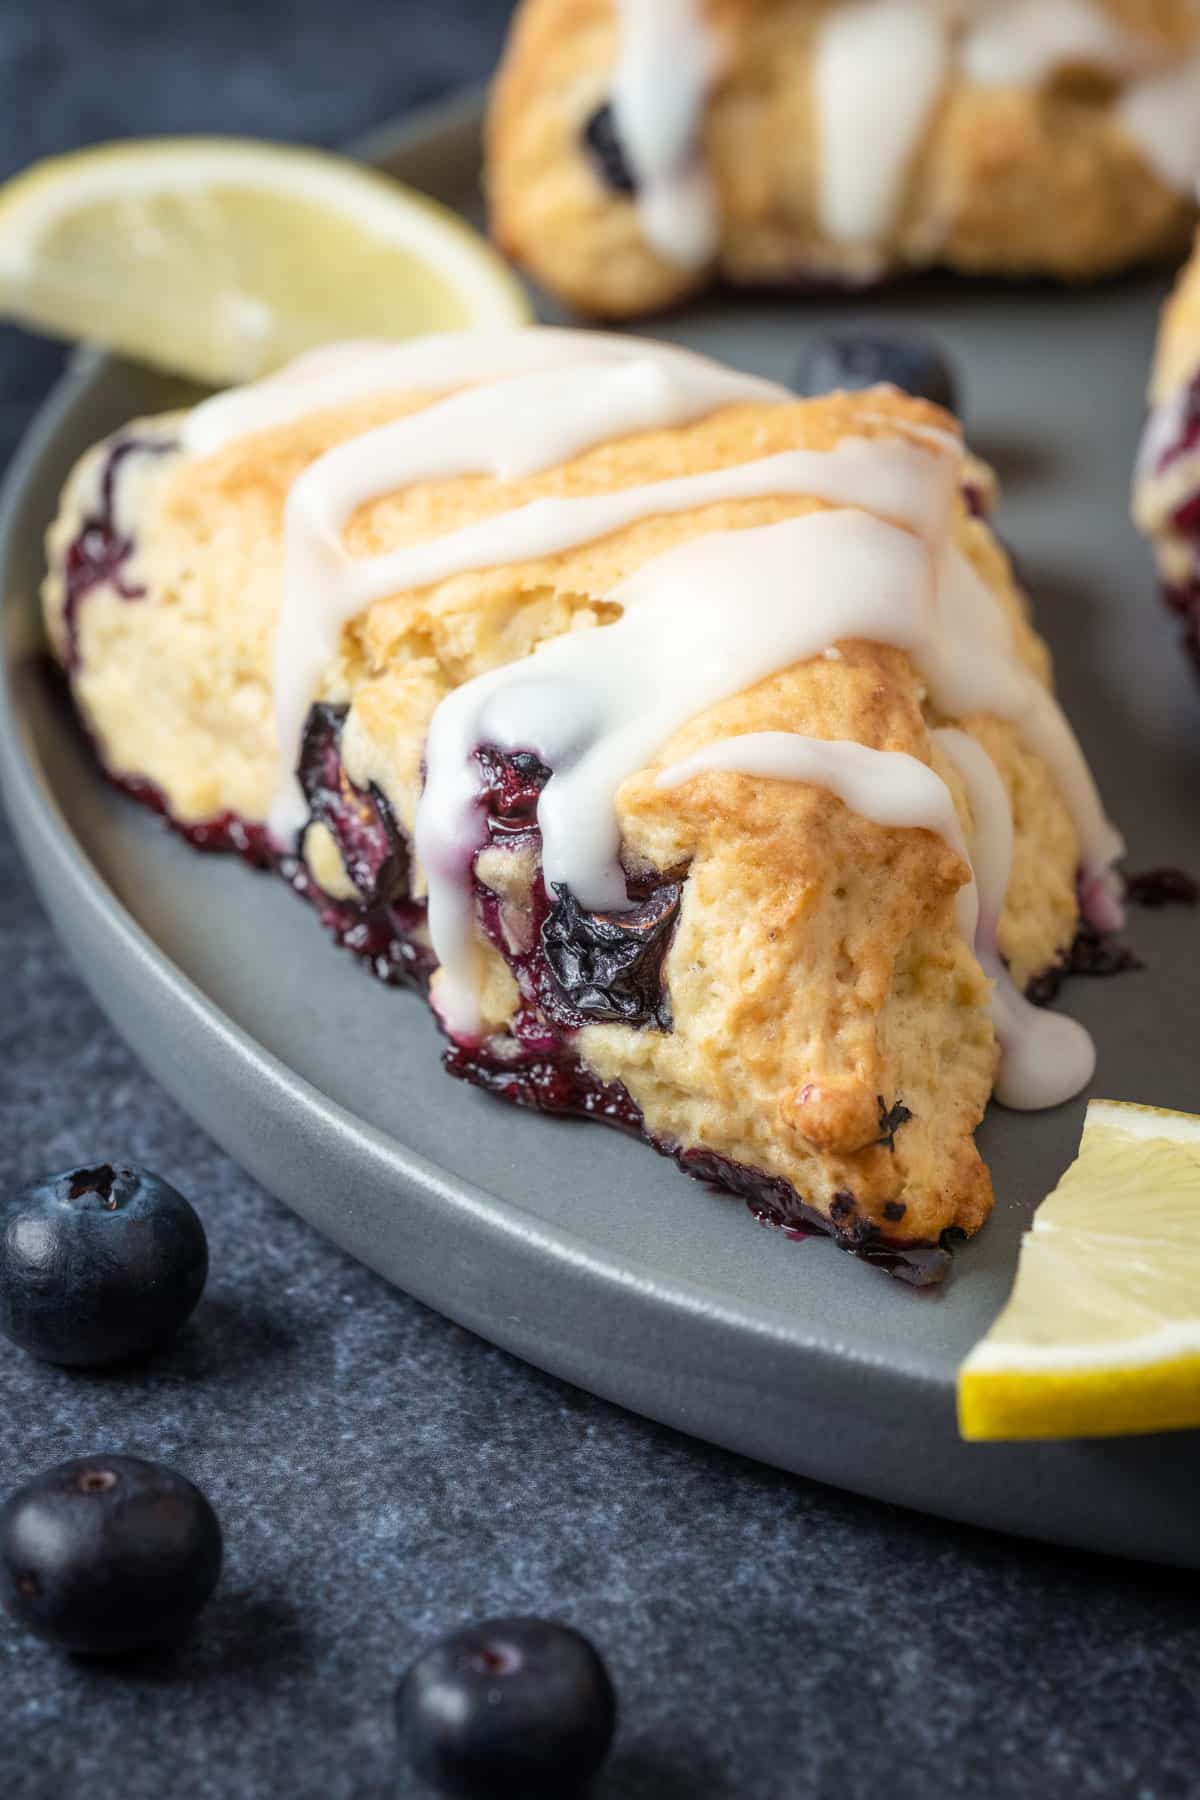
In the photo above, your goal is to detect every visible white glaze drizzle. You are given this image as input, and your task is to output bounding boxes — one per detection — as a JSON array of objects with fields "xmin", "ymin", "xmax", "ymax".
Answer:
[
  {"xmin": 611, "ymin": 0, "xmax": 721, "ymax": 268},
  {"xmin": 658, "ymin": 730, "xmax": 979, "ymax": 944},
  {"xmin": 803, "ymin": 0, "xmax": 1200, "ymax": 251},
  {"xmin": 601, "ymin": 0, "xmax": 1200, "ymax": 270},
  {"xmin": 623, "ymin": 0, "xmax": 1198, "ymax": 267},
  {"xmin": 265, "ymin": 367, "xmax": 948, "ymax": 838},
  {"xmin": 935, "ymin": 727, "xmax": 1097, "ymax": 1109},
  {"xmin": 1117, "ymin": 51, "xmax": 1200, "ymax": 196},
  {"xmin": 813, "ymin": 0, "xmax": 951, "ymax": 250},
  {"xmin": 183, "ymin": 328, "xmax": 779, "ymax": 456},
  {"xmin": 252, "ymin": 335, "xmax": 787, "ymax": 835},
  {"xmin": 966, "ymin": 0, "xmax": 1200, "ymax": 204}
]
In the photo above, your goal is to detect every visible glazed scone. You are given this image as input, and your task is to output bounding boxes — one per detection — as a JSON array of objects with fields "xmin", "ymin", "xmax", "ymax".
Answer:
[
  {"xmin": 1134, "ymin": 226, "xmax": 1200, "ymax": 672},
  {"xmin": 487, "ymin": 0, "xmax": 1200, "ymax": 317},
  {"xmin": 43, "ymin": 329, "xmax": 1124, "ymax": 1282}
]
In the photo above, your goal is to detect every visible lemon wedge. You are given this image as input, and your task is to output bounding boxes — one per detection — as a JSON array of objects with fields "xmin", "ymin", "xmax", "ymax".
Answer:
[
  {"xmin": 958, "ymin": 1099, "xmax": 1200, "ymax": 1441},
  {"xmin": 0, "ymin": 138, "xmax": 531, "ymax": 386}
]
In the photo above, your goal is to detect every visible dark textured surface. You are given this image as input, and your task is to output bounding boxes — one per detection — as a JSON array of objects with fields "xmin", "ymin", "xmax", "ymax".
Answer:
[{"xmin": 0, "ymin": 4, "xmax": 1198, "ymax": 1796}]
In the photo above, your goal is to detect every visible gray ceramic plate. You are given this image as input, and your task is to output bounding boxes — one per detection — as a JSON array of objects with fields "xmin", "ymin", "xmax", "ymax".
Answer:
[{"xmin": 3, "ymin": 91, "xmax": 1200, "ymax": 1567}]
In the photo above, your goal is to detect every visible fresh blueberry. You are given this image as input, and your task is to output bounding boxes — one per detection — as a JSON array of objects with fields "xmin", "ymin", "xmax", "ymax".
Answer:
[
  {"xmin": 396, "ymin": 1616, "xmax": 617, "ymax": 1798},
  {"xmin": 0, "ymin": 1163, "xmax": 208, "ymax": 1367},
  {"xmin": 794, "ymin": 332, "xmax": 959, "ymax": 413},
  {"xmin": 582, "ymin": 102, "xmax": 637, "ymax": 195},
  {"xmin": 0, "ymin": 1455, "xmax": 222, "ymax": 1655}
]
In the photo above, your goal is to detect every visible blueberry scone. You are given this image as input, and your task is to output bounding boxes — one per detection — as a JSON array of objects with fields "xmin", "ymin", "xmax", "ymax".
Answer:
[
  {"xmin": 43, "ymin": 329, "xmax": 1124, "ymax": 1283},
  {"xmin": 1134, "ymin": 227, "xmax": 1200, "ymax": 671},
  {"xmin": 487, "ymin": 0, "xmax": 1200, "ymax": 317}
]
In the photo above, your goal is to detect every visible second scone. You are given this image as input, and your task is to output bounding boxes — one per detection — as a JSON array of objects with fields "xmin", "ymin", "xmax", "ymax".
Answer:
[{"xmin": 488, "ymin": 0, "xmax": 1200, "ymax": 317}]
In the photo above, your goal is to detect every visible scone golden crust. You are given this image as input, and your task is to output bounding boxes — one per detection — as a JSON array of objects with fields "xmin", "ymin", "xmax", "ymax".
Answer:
[
  {"xmin": 42, "ymin": 332, "xmax": 1118, "ymax": 1283},
  {"xmin": 487, "ymin": 0, "xmax": 1200, "ymax": 318},
  {"xmin": 1134, "ymin": 226, "xmax": 1200, "ymax": 672}
]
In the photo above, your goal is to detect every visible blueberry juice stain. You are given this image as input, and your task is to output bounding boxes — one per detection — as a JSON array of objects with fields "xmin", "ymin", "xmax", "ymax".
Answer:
[{"xmin": 62, "ymin": 436, "xmax": 175, "ymax": 667}]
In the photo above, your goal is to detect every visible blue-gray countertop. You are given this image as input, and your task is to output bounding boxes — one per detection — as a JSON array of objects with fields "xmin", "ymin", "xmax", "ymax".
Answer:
[{"xmin": 1, "ymin": 4, "xmax": 1197, "ymax": 1795}]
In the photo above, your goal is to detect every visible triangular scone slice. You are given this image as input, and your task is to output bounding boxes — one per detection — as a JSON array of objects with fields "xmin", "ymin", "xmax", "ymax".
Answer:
[{"xmin": 42, "ymin": 331, "xmax": 1119, "ymax": 1280}]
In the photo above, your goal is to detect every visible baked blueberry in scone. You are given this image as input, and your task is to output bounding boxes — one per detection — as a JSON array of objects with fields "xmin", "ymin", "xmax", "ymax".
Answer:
[
  {"xmin": 42, "ymin": 328, "xmax": 1125, "ymax": 1283},
  {"xmin": 486, "ymin": 0, "xmax": 1200, "ymax": 318},
  {"xmin": 1134, "ymin": 228, "xmax": 1200, "ymax": 673}
]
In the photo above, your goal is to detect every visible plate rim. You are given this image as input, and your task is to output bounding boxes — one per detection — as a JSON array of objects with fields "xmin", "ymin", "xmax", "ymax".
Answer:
[{"xmin": 3, "ymin": 86, "xmax": 1198, "ymax": 1569}]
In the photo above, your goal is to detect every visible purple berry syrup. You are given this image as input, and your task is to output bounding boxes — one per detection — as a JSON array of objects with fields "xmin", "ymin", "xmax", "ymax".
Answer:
[
  {"xmin": 297, "ymin": 703, "xmax": 409, "ymax": 908},
  {"xmin": 61, "ymin": 437, "xmax": 175, "ymax": 669},
  {"xmin": 470, "ymin": 745, "xmax": 681, "ymax": 1034},
  {"xmin": 1024, "ymin": 922, "xmax": 1142, "ymax": 1007},
  {"xmin": 110, "ymin": 773, "xmax": 276, "ymax": 869},
  {"xmin": 443, "ymin": 1032, "xmax": 644, "ymax": 1130},
  {"xmin": 676, "ymin": 1147, "xmax": 952, "ymax": 1288},
  {"xmin": 1024, "ymin": 869, "xmax": 1196, "ymax": 1006},
  {"xmin": 1125, "ymin": 867, "xmax": 1199, "ymax": 909},
  {"xmin": 282, "ymin": 854, "xmax": 433, "ymax": 989},
  {"xmin": 105, "ymin": 716, "xmax": 433, "ymax": 986}
]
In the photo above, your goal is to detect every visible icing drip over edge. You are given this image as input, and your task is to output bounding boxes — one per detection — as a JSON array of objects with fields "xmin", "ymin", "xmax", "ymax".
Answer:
[{"xmin": 657, "ymin": 729, "xmax": 1096, "ymax": 1111}]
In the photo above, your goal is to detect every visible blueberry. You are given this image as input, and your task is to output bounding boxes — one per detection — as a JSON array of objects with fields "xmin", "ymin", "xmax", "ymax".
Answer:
[
  {"xmin": 794, "ymin": 332, "xmax": 959, "ymax": 413},
  {"xmin": 0, "ymin": 1455, "xmax": 222, "ymax": 1655},
  {"xmin": 582, "ymin": 102, "xmax": 637, "ymax": 195},
  {"xmin": 476, "ymin": 744, "xmax": 551, "ymax": 837},
  {"xmin": 298, "ymin": 702, "xmax": 409, "ymax": 906},
  {"xmin": 540, "ymin": 880, "xmax": 680, "ymax": 1028},
  {"xmin": 0, "ymin": 1164, "xmax": 208, "ymax": 1367},
  {"xmin": 396, "ymin": 1617, "xmax": 617, "ymax": 1798}
]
